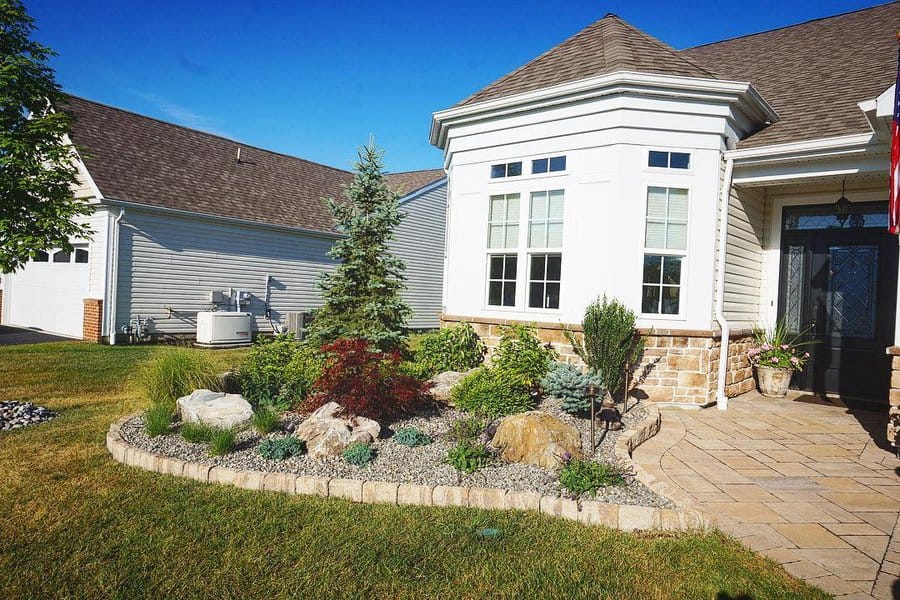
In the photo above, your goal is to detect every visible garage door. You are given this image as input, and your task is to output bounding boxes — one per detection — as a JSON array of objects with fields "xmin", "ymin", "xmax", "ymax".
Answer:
[{"xmin": 5, "ymin": 246, "xmax": 91, "ymax": 338}]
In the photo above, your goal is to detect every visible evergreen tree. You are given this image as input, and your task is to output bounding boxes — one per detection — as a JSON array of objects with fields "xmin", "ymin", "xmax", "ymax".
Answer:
[
  {"xmin": 308, "ymin": 141, "xmax": 411, "ymax": 351},
  {"xmin": 0, "ymin": 0, "xmax": 90, "ymax": 273}
]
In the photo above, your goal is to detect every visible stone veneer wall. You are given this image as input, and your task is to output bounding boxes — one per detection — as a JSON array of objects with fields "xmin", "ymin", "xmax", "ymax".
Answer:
[
  {"xmin": 442, "ymin": 315, "xmax": 754, "ymax": 407},
  {"xmin": 82, "ymin": 298, "xmax": 103, "ymax": 343},
  {"xmin": 888, "ymin": 347, "xmax": 900, "ymax": 446}
]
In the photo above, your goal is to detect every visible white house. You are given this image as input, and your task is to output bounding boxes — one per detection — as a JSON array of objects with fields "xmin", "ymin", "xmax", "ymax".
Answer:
[
  {"xmin": 431, "ymin": 4, "xmax": 899, "ymax": 410},
  {"xmin": 0, "ymin": 97, "xmax": 446, "ymax": 342}
]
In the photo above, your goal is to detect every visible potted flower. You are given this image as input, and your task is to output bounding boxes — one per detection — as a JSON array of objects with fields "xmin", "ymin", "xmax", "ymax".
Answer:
[{"xmin": 747, "ymin": 321, "xmax": 812, "ymax": 398}]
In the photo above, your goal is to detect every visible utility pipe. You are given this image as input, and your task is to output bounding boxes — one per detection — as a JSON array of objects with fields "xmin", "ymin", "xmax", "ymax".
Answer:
[
  {"xmin": 107, "ymin": 206, "xmax": 125, "ymax": 345},
  {"xmin": 714, "ymin": 158, "xmax": 735, "ymax": 410}
]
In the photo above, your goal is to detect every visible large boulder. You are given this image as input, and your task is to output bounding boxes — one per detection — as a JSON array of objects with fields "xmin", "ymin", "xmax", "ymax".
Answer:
[
  {"xmin": 295, "ymin": 402, "xmax": 381, "ymax": 459},
  {"xmin": 176, "ymin": 389, "xmax": 253, "ymax": 429},
  {"xmin": 488, "ymin": 411, "xmax": 581, "ymax": 470},
  {"xmin": 428, "ymin": 369, "xmax": 478, "ymax": 404}
]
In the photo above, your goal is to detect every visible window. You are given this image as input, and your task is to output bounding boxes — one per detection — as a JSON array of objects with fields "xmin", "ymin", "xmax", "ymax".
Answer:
[
  {"xmin": 74, "ymin": 248, "xmax": 89, "ymax": 263},
  {"xmin": 528, "ymin": 190, "xmax": 564, "ymax": 248},
  {"xmin": 642, "ymin": 187, "xmax": 688, "ymax": 315},
  {"xmin": 648, "ymin": 150, "xmax": 690, "ymax": 169},
  {"xmin": 33, "ymin": 251, "xmax": 49, "ymax": 262},
  {"xmin": 529, "ymin": 254, "xmax": 561, "ymax": 309},
  {"xmin": 531, "ymin": 155, "xmax": 566, "ymax": 174},
  {"xmin": 488, "ymin": 254, "xmax": 517, "ymax": 306},
  {"xmin": 490, "ymin": 161, "xmax": 522, "ymax": 179},
  {"xmin": 52, "ymin": 250, "xmax": 71, "ymax": 263},
  {"xmin": 488, "ymin": 194, "xmax": 520, "ymax": 248}
]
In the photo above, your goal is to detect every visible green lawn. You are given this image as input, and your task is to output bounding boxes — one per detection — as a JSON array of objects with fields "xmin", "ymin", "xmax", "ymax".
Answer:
[{"xmin": 0, "ymin": 341, "xmax": 828, "ymax": 600}]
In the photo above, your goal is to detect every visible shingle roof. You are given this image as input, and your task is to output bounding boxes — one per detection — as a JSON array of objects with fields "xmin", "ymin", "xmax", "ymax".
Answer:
[
  {"xmin": 458, "ymin": 14, "xmax": 718, "ymax": 106},
  {"xmin": 681, "ymin": 2, "xmax": 900, "ymax": 147},
  {"xmin": 62, "ymin": 96, "xmax": 443, "ymax": 232}
]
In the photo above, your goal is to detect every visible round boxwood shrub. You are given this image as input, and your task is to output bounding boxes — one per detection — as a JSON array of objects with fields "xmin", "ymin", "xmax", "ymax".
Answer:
[{"xmin": 450, "ymin": 367, "xmax": 534, "ymax": 418}]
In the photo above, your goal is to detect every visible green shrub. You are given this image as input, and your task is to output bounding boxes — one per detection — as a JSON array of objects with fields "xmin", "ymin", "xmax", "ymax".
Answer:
[
  {"xmin": 393, "ymin": 427, "xmax": 432, "ymax": 447},
  {"xmin": 180, "ymin": 421, "xmax": 215, "ymax": 444},
  {"xmin": 342, "ymin": 442, "xmax": 374, "ymax": 466},
  {"xmin": 446, "ymin": 442, "xmax": 492, "ymax": 474},
  {"xmin": 144, "ymin": 403, "xmax": 173, "ymax": 437},
  {"xmin": 559, "ymin": 459, "xmax": 625, "ymax": 496},
  {"xmin": 450, "ymin": 367, "xmax": 534, "ymax": 418},
  {"xmin": 250, "ymin": 407, "xmax": 280, "ymax": 434},
  {"xmin": 239, "ymin": 335, "xmax": 322, "ymax": 410},
  {"xmin": 491, "ymin": 324, "xmax": 555, "ymax": 386},
  {"xmin": 209, "ymin": 427, "xmax": 237, "ymax": 456},
  {"xmin": 140, "ymin": 349, "xmax": 220, "ymax": 410},
  {"xmin": 566, "ymin": 295, "xmax": 643, "ymax": 396},
  {"xmin": 258, "ymin": 437, "xmax": 305, "ymax": 460},
  {"xmin": 541, "ymin": 362, "xmax": 605, "ymax": 414},
  {"xmin": 414, "ymin": 323, "xmax": 486, "ymax": 377},
  {"xmin": 398, "ymin": 360, "xmax": 434, "ymax": 380},
  {"xmin": 446, "ymin": 415, "xmax": 486, "ymax": 445}
]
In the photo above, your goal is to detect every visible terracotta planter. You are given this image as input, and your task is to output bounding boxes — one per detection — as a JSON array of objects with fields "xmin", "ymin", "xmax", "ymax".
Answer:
[{"xmin": 754, "ymin": 365, "xmax": 794, "ymax": 398}]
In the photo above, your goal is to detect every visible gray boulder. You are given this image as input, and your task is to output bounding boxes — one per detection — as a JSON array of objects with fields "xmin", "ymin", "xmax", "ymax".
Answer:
[
  {"xmin": 428, "ymin": 369, "xmax": 478, "ymax": 404},
  {"xmin": 176, "ymin": 389, "xmax": 253, "ymax": 429},
  {"xmin": 295, "ymin": 401, "xmax": 381, "ymax": 459}
]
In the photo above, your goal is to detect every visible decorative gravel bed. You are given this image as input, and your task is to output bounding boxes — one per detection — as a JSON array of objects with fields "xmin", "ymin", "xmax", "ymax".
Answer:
[
  {"xmin": 120, "ymin": 398, "xmax": 671, "ymax": 508},
  {"xmin": 1, "ymin": 401, "xmax": 58, "ymax": 432}
]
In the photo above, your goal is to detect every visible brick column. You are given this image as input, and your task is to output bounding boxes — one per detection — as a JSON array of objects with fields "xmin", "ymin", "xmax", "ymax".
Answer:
[
  {"xmin": 82, "ymin": 298, "xmax": 103, "ymax": 343},
  {"xmin": 888, "ymin": 347, "xmax": 900, "ymax": 447}
]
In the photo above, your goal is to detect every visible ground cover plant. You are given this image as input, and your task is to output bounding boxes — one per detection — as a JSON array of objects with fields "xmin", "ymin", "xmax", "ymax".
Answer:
[
  {"xmin": 392, "ymin": 427, "xmax": 432, "ymax": 447},
  {"xmin": 559, "ymin": 458, "xmax": 626, "ymax": 496},
  {"xmin": 258, "ymin": 437, "xmax": 305, "ymax": 460},
  {"xmin": 0, "ymin": 341, "xmax": 828, "ymax": 599}
]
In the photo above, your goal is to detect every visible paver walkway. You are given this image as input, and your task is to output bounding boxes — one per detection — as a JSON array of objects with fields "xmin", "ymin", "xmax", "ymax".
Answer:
[{"xmin": 632, "ymin": 392, "xmax": 900, "ymax": 599}]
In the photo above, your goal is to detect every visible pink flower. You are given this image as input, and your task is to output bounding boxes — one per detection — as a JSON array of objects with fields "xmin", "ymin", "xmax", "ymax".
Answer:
[
  {"xmin": 770, "ymin": 357, "xmax": 778, "ymax": 363},
  {"xmin": 804, "ymin": 352, "xmax": 810, "ymax": 358},
  {"xmin": 780, "ymin": 344, "xmax": 789, "ymax": 350},
  {"xmin": 761, "ymin": 343, "xmax": 772, "ymax": 351},
  {"xmin": 790, "ymin": 356, "xmax": 799, "ymax": 365}
]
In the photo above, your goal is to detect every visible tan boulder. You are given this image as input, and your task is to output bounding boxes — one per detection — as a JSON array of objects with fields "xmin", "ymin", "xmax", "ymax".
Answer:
[
  {"xmin": 428, "ymin": 369, "xmax": 478, "ymax": 404},
  {"xmin": 295, "ymin": 402, "xmax": 381, "ymax": 459},
  {"xmin": 489, "ymin": 411, "xmax": 581, "ymax": 470}
]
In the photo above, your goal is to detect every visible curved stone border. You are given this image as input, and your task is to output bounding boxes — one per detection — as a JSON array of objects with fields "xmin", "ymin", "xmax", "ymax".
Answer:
[{"xmin": 107, "ymin": 413, "xmax": 708, "ymax": 532}]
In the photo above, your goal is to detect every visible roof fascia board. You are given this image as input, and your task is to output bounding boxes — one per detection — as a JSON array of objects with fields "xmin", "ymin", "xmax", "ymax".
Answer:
[
  {"xmin": 99, "ymin": 197, "xmax": 343, "ymax": 240},
  {"xmin": 398, "ymin": 178, "xmax": 447, "ymax": 205},
  {"xmin": 431, "ymin": 71, "xmax": 778, "ymax": 147},
  {"xmin": 62, "ymin": 133, "xmax": 104, "ymax": 201},
  {"xmin": 725, "ymin": 133, "xmax": 880, "ymax": 165}
]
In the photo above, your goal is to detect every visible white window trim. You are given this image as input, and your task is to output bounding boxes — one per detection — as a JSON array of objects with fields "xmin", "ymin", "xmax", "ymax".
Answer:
[{"xmin": 639, "ymin": 184, "xmax": 691, "ymax": 320}]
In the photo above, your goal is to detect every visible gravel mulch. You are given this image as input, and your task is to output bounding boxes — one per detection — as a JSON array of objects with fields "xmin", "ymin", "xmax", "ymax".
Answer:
[
  {"xmin": 120, "ymin": 398, "xmax": 671, "ymax": 508},
  {"xmin": 1, "ymin": 401, "xmax": 58, "ymax": 432}
]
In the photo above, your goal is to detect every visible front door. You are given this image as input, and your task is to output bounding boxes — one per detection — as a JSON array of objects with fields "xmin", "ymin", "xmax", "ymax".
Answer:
[{"xmin": 778, "ymin": 201, "xmax": 897, "ymax": 401}]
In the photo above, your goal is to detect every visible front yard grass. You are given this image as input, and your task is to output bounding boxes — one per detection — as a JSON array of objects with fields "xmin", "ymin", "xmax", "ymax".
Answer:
[{"xmin": 0, "ymin": 341, "xmax": 828, "ymax": 599}]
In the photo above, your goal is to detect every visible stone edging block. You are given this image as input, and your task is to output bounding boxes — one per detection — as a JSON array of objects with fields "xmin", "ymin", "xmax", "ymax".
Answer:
[{"xmin": 106, "ymin": 413, "xmax": 706, "ymax": 532}]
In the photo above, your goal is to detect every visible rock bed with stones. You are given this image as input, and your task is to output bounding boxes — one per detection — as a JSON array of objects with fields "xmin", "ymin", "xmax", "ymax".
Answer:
[
  {"xmin": 1, "ymin": 401, "xmax": 58, "ymax": 432},
  {"xmin": 120, "ymin": 398, "xmax": 671, "ymax": 508}
]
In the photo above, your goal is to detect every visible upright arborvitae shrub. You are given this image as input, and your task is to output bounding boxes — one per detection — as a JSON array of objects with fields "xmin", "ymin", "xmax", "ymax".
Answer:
[
  {"xmin": 565, "ymin": 295, "xmax": 643, "ymax": 397},
  {"xmin": 307, "ymin": 141, "xmax": 411, "ymax": 351}
]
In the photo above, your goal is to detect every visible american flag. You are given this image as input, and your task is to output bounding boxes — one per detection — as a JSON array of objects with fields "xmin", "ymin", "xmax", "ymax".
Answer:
[{"xmin": 890, "ymin": 34, "xmax": 900, "ymax": 234}]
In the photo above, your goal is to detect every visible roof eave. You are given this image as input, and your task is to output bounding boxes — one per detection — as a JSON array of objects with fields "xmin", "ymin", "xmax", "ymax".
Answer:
[{"xmin": 431, "ymin": 70, "xmax": 779, "ymax": 149}]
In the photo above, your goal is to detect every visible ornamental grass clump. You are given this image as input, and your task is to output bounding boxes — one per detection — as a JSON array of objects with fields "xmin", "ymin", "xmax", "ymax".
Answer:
[
  {"xmin": 747, "ymin": 319, "xmax": 812, "ymax": 371},
  {"xmin": 180, "ymin": 422, "xmax": 215, "ymax": 444},
  {"xmin": 541, "ymin": 362, "xmax": 605, "ymax": 415},
  {"xmin": 250, "ymin": 407, "xmax": 280, "ymax": 434},
  {"xmin": 140, "ymin": 348, "xmax": 220, "ymax": 410},
  {"xmin": 559, "ymin": 458, "xmax": 626, "ymax": 496},
  {"xmin": 143, "ymin": 403, "xmax": 173, "ymax": 438},
  {"xmin": 209, "ymin": 427, "xmax": 237, "ymax": 456}
]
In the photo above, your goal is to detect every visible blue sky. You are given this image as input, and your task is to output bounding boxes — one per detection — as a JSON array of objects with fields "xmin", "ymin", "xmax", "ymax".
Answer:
[{"xmin": 28, "ymin": 0, "xmax": 887, "ymax": 173}]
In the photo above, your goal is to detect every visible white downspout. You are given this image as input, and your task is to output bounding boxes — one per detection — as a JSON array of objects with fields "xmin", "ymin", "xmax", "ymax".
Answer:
[
  {"xmin": 714, "ymin": 158, "xmax": 735, "ymax": 410},
  {"xmin": 107, "ymin": 206, "xmax": 125, "ymax": 345}
]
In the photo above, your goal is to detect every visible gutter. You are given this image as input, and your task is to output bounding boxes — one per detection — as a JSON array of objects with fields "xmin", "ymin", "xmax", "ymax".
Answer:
[
  {"xmin": 106, "ymin": 206, "xmax": 125, "ymax": 345},
  {"xmin": 714, "ymin": 157, "xmax": 735, "ymax": 410}
]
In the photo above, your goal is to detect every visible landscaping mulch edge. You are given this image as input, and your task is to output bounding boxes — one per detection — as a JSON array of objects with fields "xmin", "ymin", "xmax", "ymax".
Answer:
[{"xmin": 106, "ymin": 413, "xmax": 710, "ymax": 532}]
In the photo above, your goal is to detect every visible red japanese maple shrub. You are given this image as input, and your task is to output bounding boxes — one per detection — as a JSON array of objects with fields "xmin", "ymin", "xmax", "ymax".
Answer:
[{"xmin": 305, "ymin": 338, "xmax": 428, "ymax": 421}]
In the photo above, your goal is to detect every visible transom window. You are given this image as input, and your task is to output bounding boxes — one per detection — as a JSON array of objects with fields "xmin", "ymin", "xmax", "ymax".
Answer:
[
  {"xmin": 33, "ymin": 251, "xmax": 49, "ymax": 262},
  {"xmin": 648, "ymin": 150, "xmax": 690, "ymax": 170},
  {"xmin": 642, "ymin": 186, "xmax": 688, "ymax": 315},
  {"xmin": 529, "ymin": 254, "xmax": 561, "ymax": 309},
  {"xmin": 490, "ymin": 161, "xmax": 522, "ymax": 179},
  {"xmin": 75, "ymin": 248, "xmax": 89, "ymax": 263},
  {"xmin": 488, "ymin": 254, "xmax": 517, "ymax": 307},
  {"xmin": 532, "ymin": 155, "xmax": 566, "ymax": 174},
  {"xmin": 488, "ymin": 194, "xmax": 520, "ymax": 248},
  {"xmin": 528, "ymin": 190, "xmax": 564, "ymax": 248},
  {"xmin": 52, "ymin": 250, "xmax": 71, "ymax": 263}
]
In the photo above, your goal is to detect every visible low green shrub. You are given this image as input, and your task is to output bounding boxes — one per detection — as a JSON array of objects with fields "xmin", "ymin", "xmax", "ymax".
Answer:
[
  {"xmin": 414, "ymin": 323, "xmax": 486, "ymax": 378},
  {"xmin": 250, "ymin": 407, "xmax": 280, "ymax": 434},
  {"xmin": 209, "ymin": 427, "xmax": 237, "ymax": 456},
  {"xmin": 559, "ymin": 458, "xmax": 625, "ymax": 496},
  {"xmin": 450, "ymin": 367, "xmax": 534, "ymax": 418},
  {"xmin": 491, "ymin": 324, "xmax": 556, "ymax": 386},
  {"xmin": 180, "ymin": 421, "xmax": 215, "ymax": 444},
  {"xmin": 398, "ymin": 360, "xmax": 434, "ymax": 380},
  {"xmin": 342, "ymin": 442, "xmax": 374, "ymax": 466},
  {"xmin": 239, "ymin": 335, "xmax": 322, "ymax": 410},
  {"xmin": 446, "ymin": 415, "xmax": 485, "ymax": 445},
  {"xmin": 144, "ymin": 403, "xmax": 173, "ymax": 437},
  {"xmin": 393, "ymin": 427, "xmax": 432, "ymax": 447},
  {"xmin": 139, "ymin": 349, "xmax": 220, "ymax": 410},
  {"xmin": 446, "ymin": 442, "xmax": 492, "ymax": 474},
  {"xmin": 258, "ymin": 437, "xmax": 305, "ymax": 460},
  {"xmin": 541, "ymin": 362, "xmax": 605, "ymax": 414}
]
